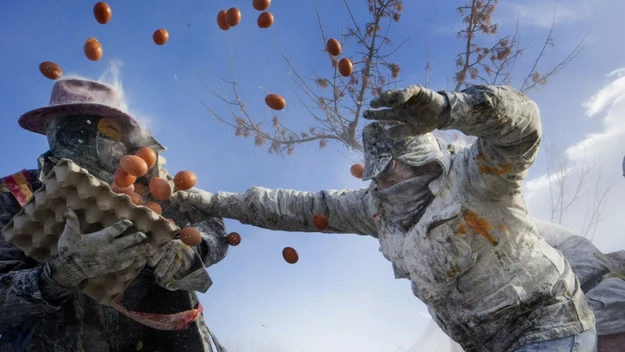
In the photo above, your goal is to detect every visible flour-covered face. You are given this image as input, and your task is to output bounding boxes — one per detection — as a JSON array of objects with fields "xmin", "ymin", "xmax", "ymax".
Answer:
[
  {"xmin": 44, "ymin": 115, "xmax": 135, "ymax": 183},
  {"xmin": 374, "ymin": 160, "xmax": 441, "ymax": 190}
]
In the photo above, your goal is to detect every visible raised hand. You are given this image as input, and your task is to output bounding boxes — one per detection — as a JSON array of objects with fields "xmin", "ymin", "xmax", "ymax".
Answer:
[{"xmin": 363, "ymin": 85, "xmax": 449, "ymax": 138}]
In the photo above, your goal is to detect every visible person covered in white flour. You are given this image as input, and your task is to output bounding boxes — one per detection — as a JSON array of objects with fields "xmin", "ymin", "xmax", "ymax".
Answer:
[{"xmin": 172, "ymin": 85, "xmax": 598, "ymax": 351}]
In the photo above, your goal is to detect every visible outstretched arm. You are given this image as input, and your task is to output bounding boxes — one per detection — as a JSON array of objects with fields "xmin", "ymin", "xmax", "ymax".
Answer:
[{"xmin": 173, "ymin": 186, "xmax": 380, "ymax": 237}]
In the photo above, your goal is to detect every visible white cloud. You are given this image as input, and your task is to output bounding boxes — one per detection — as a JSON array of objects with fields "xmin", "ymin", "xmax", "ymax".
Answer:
[
  {"xmin": 582, "ymin": 68, "xmax": 625, "ymax": 118},
  {"xmin": 521, "ymin": 67, "xmax": 625, "ymax": 251},
  {"xmin": 501, "ymin": 0, "xmax": 590, "ymax": 29}
]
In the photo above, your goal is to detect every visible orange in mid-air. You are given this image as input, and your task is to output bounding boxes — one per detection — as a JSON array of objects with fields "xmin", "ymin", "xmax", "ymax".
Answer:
[
  {"xmin": 153, "ymin": 29, "xmax": 169, "ymax": 45},
  {"xmin": 180, "ymin": 227, "xmax": 202, "ymax": 246},
  {"xmin": 39, "ymin": 61, "xmax": 62, "ymax": 80},
  {"xmin": 149, "ymin": 177, "xmax": 172, "ymax": 201},
  {"xmin": 257, "ymin": 12, "xmax": 274, "ymax": 28},
  {"xmin": 227, "ymin": 232, "xmax": 242, "ymax": 246},
  {"xmin": 338, "ymin": 58, "xmax": 353, "ymax": 77},
  {"xmin": 84, "ymin": 38, "xmax": 103, "ymax": 61},
  {"xmin": 226, "ymin": 8, "xmax": 241, "ymax": 27},
  {"xmin": 174, "ymin": 171, "xmax": 197, "ymax": 190},
  {"xmin": 282, "ymin": 247, "xmax": 299, "ymax": 264},
  {"xmin": 135, "ymin": 147, "xmax": 157, "ymax": 169},
  {"xmin": 93, "ymin": 2, "xmax": 112, "ymax": 24},
  {"xmin": 120, "ymin": 155, "xmax": 148, "ymax": 177},
  {"xmin": 313, "ymin": 214, "xmax": 329, "ymax": 231},
  {"xmin": 114, "ymin": 168, "xmax": 136, "ymax": 188},
  {"xmin": 326, "ymin": 38, "xmax": 341, "ymax": 56},
  {"xmin": 350, "ymin": 164, "xmax": 364, "ymax": 179},
  {"xmin": 265, "ymin": 94, "xmax": 286, "ymax": 110},
  {"xmin": 217, "ymin": 10, "xmax": 230, "ymax": 30},
  {"xmin": 253, "ymin": 0, "xmax": 271, "ymax": 11}
]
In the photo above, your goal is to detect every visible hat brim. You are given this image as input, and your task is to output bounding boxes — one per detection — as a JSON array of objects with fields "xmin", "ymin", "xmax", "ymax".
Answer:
[
  {"xmin": 362, "ymin": 155, "xmax": 392, "ymax": 181},
  {"xmin": 19, "ymin": 103, "xmax": 141, "ymax": 136}
]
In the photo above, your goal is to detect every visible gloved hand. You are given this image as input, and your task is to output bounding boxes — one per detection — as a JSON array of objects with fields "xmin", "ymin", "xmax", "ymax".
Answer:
[
  {"xmin": 48, "ymin": 208, "xmax": 152, "ymax": 289},
  {"xmin": 148, "ymin": 240, "xmax": 196, "ymax": 290},
  {"xmin": 363, "ymin": 85, "xmax": 449, "ymax": 138},
  {"xmin": 169, "ymin": 187, "xmax": 216, "ymax": 214},
  {"xmin": 595, "ymin": 252, "xmax": 625, "ymax": 280}
]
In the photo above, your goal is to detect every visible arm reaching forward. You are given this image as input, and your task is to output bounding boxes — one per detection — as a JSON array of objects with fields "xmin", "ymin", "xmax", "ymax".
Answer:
[{"xmin": 171, "ymin": 186, "xmax": 380, "ymax": 237}]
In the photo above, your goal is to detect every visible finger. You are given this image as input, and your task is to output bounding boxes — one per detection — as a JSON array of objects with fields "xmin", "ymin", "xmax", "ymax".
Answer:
[
  {"xmin": 118, "ymin": 243, "xmax": 153, "ymax": 266},
  {"xmin": 147, "ymin": 247, "xmax": 166, "ymax": 267},
  {"xmin": 163, "ymin": 251, "xmax": 183, "ymax": 281},
  {"xmin": 363, "ymin": 108, "xmax": 403, "ymax": 122},
  {"xmin": 387, "ymin": 124, "xmax": 420, "ymax": 139},
  {"xmin": 62, "ymin": 208, "xmax": 81, "ymax": 237},
  {"xmin": 112, "ymin": 232, "xmax": 148, "ymax": 250},
  {"xmin": 104, "ymin": 219, "xmax": 134, "ymax": 240},
  {"xmin": 169, "ymin": 188, "xmax": 199, "ymax": 204},
  {"xmin": 154, "ymin": 248, "xmax": 175, "ymax": 279},
  {"xmin": 369, "ymin": 90, "xmax": 402, "ymax": 109}
]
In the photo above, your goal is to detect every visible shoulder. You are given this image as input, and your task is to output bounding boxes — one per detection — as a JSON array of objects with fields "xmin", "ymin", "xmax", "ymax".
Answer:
[
  {"xmin": 0, "ymin": 169, "xmax": 41, "ymax": 210},
  {"xmin": 0, "ymin": 170, "xmax": 43, "ymax": 228}
]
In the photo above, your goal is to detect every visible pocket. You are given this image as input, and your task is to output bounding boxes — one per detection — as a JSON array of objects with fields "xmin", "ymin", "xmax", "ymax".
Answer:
[{"xmin": 423, "ymin": 216, "xmax": 478, "ymax": 283}]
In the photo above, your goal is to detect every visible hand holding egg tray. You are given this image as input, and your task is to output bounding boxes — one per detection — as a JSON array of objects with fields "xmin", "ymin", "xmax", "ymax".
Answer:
[{"xmin": 1, "ymin": 158, "xmax": 180, "ymax": 305}]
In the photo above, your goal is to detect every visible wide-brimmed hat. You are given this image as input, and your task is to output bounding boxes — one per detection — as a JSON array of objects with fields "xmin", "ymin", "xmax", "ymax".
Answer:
[{"xmin": 19, "ymin": 78, "xmax": 141, "ymax": 136}]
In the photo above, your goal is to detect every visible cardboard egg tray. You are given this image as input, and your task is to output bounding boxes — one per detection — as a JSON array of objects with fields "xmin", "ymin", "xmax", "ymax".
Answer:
[{"xmin": 1, "ymin": 158, "xmax": 179, "ymax": 305}]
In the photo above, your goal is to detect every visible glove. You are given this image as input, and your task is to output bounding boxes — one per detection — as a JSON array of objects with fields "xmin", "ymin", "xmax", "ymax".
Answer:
[
  {"xmin": 595, "ymin": 252, "xmax": 625, "ymax": 280},
  {"xmin": 363, "ymin": 85, "xmax": 449, "ymax": 138},
  {"xmin": 169, "ymin": 187, "xmax": 216, "ymax": 215},
  {"xmin": 147, "ymin": 240, "xmax": 196, "ymax": 289},
  {"xmin": 48, "ymin": 208, "xmax": 152, "ymax": 289}
]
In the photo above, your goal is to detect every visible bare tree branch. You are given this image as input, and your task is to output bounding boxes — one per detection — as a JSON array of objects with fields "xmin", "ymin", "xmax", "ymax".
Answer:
[{"xmin": 186, "ymin": 0, "xmax": 586, "ymax": 157}]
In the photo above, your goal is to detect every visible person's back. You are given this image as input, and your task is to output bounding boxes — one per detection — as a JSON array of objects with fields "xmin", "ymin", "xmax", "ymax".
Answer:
[{"xmin": 535, "ymin": 219, "xmax": 625, "ymax": 351}]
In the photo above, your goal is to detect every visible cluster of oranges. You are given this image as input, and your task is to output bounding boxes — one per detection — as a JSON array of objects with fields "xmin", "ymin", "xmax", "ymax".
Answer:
[
  {"xmin": 39, "ymin": 2, "xmax": 168, "ymax": 79},
  {"xmin": 216, "ymin": 0, "xmax": 273, "ymax": 30},
  {"xmin": 325, "ymin": 38, "xmax": 353, "ymax": 77},
  {"xmin": 35, "ymin": 1, "xmax": 371, "ymax": 264},
  {"xmin": 113, "ymin": 149, "xmax": 244, "ymax": 248},
  {"xmin": 111, "ymin": 147, "xmax": 206, "ymax": 247}
]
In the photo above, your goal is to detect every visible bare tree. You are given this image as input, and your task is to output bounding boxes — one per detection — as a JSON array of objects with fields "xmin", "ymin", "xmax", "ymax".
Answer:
[
  {"xmin": 189, "ymin": 0, "xmax": 585, "ymax": 156},
  {"xmin": 544, "ymin": 135, "xmax": 611, "ymax": 240}
]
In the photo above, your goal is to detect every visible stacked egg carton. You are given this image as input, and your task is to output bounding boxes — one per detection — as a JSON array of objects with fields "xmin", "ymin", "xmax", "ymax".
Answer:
[{"xmin": 1, "ymin": 158, "xmax": 179, "ymax": 305}]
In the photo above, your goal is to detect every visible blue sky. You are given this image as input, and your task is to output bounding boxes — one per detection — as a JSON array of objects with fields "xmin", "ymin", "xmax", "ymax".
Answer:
[{"xmin": 1, "ymin": 1, "xmax": 625, "ymax": 351}]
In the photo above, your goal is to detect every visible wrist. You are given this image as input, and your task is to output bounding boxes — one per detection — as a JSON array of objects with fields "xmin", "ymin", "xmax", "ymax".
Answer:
[{"xmin": 47, "ymin": 257, "xmax": 86, "ymax": 289}]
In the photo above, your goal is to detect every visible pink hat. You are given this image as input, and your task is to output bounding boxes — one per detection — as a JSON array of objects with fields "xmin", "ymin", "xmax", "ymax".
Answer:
[{"xmin": 19, "ymin": 78, "xmax": 141, "ymax": 136}]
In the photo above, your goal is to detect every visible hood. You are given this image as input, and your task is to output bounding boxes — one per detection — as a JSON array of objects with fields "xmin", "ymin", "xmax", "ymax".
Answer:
[{"xmin": 362, "ymin": 121, "xmax": 452, "ymax": 194}]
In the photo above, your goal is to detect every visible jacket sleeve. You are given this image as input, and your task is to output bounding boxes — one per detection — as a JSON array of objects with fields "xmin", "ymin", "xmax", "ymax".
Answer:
[
  {"xmin": 439, "ymin": 85, "xmax": 541, "ymax": 196},
  {"xmin": 161, "ymin": 203, "xmax": 229, "ymax": 268},
  {"xmin": 533, "ymin": 218, "xmax": 609, "ymax": 290},
  {"xmin": 0, "ymin": 191, "xmax": 75, "ymax": 331},
  {"xmin": 212, "ymin": 186, "xmax": 379, "ymax": 237}
]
